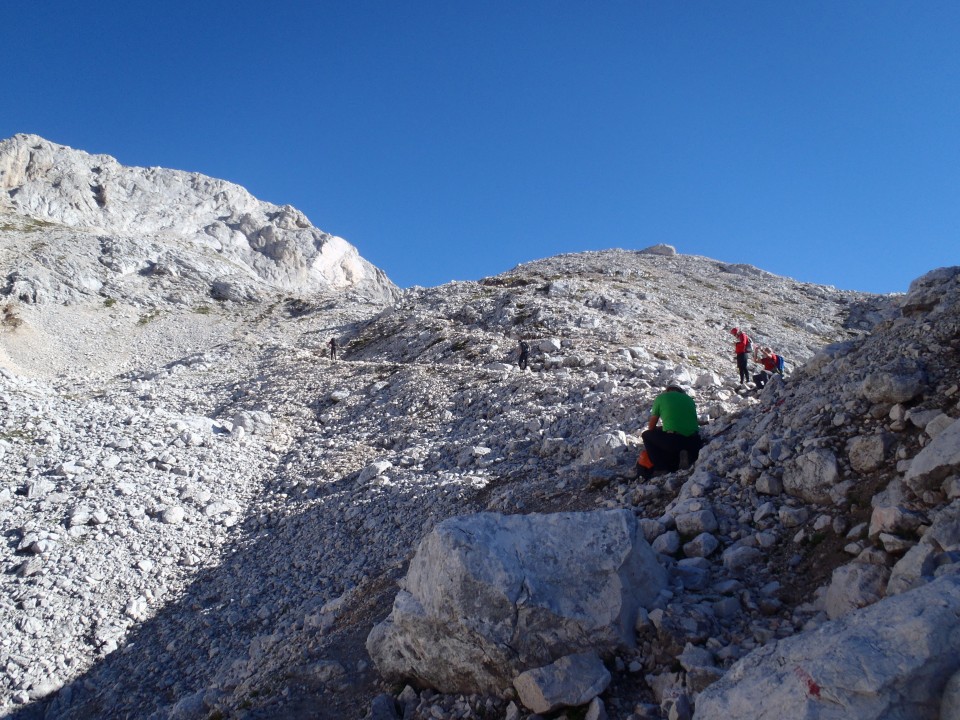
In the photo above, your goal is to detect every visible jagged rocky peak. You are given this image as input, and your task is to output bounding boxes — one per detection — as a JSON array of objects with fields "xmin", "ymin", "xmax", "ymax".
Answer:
[{"xmin": 0, "ymin": 133, "xmax": 396, "ymax": 298}]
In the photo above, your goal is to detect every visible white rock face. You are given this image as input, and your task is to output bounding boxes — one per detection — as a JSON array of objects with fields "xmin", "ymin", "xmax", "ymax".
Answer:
[
  {"xmin": 366, "ymin": 510, "xmax": 666, "ymax": 695},
  {"xmin": 0, "ymin": 134, "xmax": 396, "ymax": 300},
  {"xmin": 860, "ymin": 365, "xmax": 926, "ymax": 404}
]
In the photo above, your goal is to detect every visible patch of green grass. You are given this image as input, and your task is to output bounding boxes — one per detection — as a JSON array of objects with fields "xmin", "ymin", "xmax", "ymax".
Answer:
[
  {"xmin": 5, "ymin": 218, "xmax": 55, "ymax": 233},
  {"xmin": 103, "ymin": 297, "xmax": 116, "ymax": 308},
  {"xmin": 1, "ymin": 428, "xmax": 32, "ymax": 442},
  {"xmin": 1, "ymin": 305, "xmax": 23, "ymax": 330},
  {"xmin": 137, "ymin": 310, "xmax": 161, "ymax": 326}
]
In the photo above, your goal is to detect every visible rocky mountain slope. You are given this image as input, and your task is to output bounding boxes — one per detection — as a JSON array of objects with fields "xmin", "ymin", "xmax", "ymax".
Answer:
[
  {"xmin": 2, "ymin": 136, "xmax": 957, "ymax": 720},
  {"xmin": 0, "ymin": 134, "xmax": 396, "ymax": 379}
]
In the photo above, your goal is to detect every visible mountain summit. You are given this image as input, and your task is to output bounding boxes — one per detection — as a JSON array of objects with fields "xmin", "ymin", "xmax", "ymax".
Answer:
[{"xmin": 0, "ymin": 134, "xmax": 395, "ymax": 301}]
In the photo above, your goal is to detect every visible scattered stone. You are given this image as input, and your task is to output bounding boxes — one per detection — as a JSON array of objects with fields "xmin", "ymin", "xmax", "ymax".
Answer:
[
  {"xmin": 823, "ymin": 561, "xmax": 890, "ymax": 619},
  {"xmin": 512, "ymin": 652, "xmax": 611, "ymax": 714},
  {"xmin": 161, "ymin": 506, "xmax": 186, "ymax": 525},
  {"xmin": 0, "ymin": 135, "xmax": 957, "ymax": 719},
  {"xmin": 782, "ymin": 449, "xmax": 840, "ymax": 504}
]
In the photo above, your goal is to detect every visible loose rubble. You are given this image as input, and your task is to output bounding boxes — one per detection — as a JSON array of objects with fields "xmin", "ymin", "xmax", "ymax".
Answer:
[{"xmin": 1, "ymin": 135, "xmax": 958, "ymax": 720}]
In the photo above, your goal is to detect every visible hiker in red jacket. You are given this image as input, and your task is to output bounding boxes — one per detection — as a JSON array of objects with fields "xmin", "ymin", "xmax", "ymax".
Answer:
[
  {"xmin": 730, "ymin": 327, "xmax": 751, "ymax": 385},
  {"xmin": 753, "ymin": 346, "xmax": 780, "ymax": 389}
]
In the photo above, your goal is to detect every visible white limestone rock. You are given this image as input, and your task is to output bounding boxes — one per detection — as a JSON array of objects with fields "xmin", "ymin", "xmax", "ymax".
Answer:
[
  {"xmin": 682, "ymin": 533, "xmax": 719, "ymax": 558},
  {"xmin": 580, "ymin": 432, "xmax": 627, "ymax": 464},
  {"xmin": 366, "ymin": 510, "xmax": 666, "ymax": 695},
  {"xmin": 721, "ymin": 545, "xmax": 762, "ymax": 574},
  {"xmin": 359, "ymin": 461, "xmax": 393, "ymax": 484},
  {"xmin": 674, "ymin": 509, "xmax": 718, "ymax": 536},
  {"xmin": 3, "ymin": 140, "xmax": 953, "ymax": 717},
  {"xmin": 901, "ymin": 266, "xmax": 960, "ymax": 316},
  {"xmin": 230, "ymin": 410, "xmax": 273, "ymax": 436},
  {"xmin": 695, "ymin": 576, "xmax": 960, "ymax": 720},
  {"xmin": 0, "ymin": 134, "xmax": 398, "ymax": 300},
  {"xmin": 887, "ymin": 543, "xmax": 939, "ymax": 596},
  {"xmin": 160, "ymin": 506, "xmax": 186, "ymax": 525},
  {"xmin": 868, "ymin": 505, "xmax": 924, "ymax": 539},
  {"xmin": 782, "ymin": 449, "xmax": 840, "ymax": 504},
  {"xmin": 512, "ymin": 652, "xmax": 611, "ymax": 714},
  {"xmin": 941, "ymin": 668, "xmax": 960, "ymax": 720},
  {"xmin": 823, "ymin": 561, "xmax": 890, "ymax": 619},
  {"xmin": 927, "ymin": 414, "xmax": 956, "ymax": 439},
  {"xmin": 847, "ymin": 433, "xmax": 892, "ymax": 474},
  {"xmin": 653, "ymin": 531, "xmax": 681, "ymax": 555}
]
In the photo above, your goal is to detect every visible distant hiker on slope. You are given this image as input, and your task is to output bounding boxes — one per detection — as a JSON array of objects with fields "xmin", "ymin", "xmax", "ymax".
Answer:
[
  {"xmin": 752, "ymin": 346, "xmax": 782, "ymax": 389},
  {"xmin": 730, "ymin": 327, "xmax": 752, "ymax": 385},
  {"xmin": 518, "ymin": 340, "xmax": 530, "ymax": 370},
  {"xmin": 328, "ymin": 337, "xmax": 337, "ymax": 361},
  {"xmin": 638, "ymin": 383, "xmax": 702, "ymax": 477}
]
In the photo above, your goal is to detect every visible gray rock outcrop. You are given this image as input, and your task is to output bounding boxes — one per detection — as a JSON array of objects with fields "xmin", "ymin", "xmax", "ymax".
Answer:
[
  {"xmin": 694, "ymin": 576, "xmax": 960, "ymax": 720},
  {"xmin": 905, "ymin": 417, "xmax": 960, "ymax": 494},
  {"xmin": 366, "ymin": 510, "xmax": 666, "ymax": 695}
]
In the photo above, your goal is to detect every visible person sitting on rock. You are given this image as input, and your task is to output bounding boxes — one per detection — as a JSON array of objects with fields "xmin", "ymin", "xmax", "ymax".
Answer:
[
  {"xmin": 640, "ymin": 383, "xmax": 702, "ymax": 475},
  {"xmin": 752, "ymin": 346, "xmax": 781, "ymax": 390}
]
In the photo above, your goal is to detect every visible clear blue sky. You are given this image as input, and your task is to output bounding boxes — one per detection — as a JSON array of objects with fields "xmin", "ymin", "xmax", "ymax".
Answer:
[{"xmin": 3, "ymin": 2, "xmax": 958, "ymax": 293}]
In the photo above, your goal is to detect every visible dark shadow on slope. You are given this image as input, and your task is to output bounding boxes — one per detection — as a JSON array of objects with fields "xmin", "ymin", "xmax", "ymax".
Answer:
[{"xmin": 3, "ymin": 462, "xmax": 486, "ymax": 720}]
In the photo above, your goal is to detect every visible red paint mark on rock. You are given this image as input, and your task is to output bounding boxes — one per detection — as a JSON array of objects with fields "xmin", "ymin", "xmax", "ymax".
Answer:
[{"xmin": 793, "ymin": 666, "xmax": 822, "ymax": 699}]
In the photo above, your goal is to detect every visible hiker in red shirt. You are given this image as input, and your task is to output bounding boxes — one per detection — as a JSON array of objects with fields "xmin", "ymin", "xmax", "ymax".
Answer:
[
  {"xmin": 730, "ymin": 327, "xmax": 752, "ymax": 385},
  {"xmin": 753, "ymin": 346, "xmax": 780, "ymax": 389}
]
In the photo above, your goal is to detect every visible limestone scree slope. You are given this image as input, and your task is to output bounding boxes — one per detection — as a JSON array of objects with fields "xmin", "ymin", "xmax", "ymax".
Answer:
[{"xmin": 1, "ymin": 135, "xmax": 958, "ymax": 719}]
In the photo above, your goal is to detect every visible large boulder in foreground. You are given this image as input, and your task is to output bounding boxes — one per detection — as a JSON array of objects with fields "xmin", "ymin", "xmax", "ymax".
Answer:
[
  {"xmin": 693, "ymin": 576, "xmax": 960, "ymax": 720},
  {"xmin": 366, "ymin": 510, "xmax": 666, "ymax": 695}
]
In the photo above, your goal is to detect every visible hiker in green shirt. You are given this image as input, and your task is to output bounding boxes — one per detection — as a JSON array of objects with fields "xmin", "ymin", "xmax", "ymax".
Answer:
[{"xmin": 640, "ymin": 384, "xmax": 702, "ymax": 474}]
